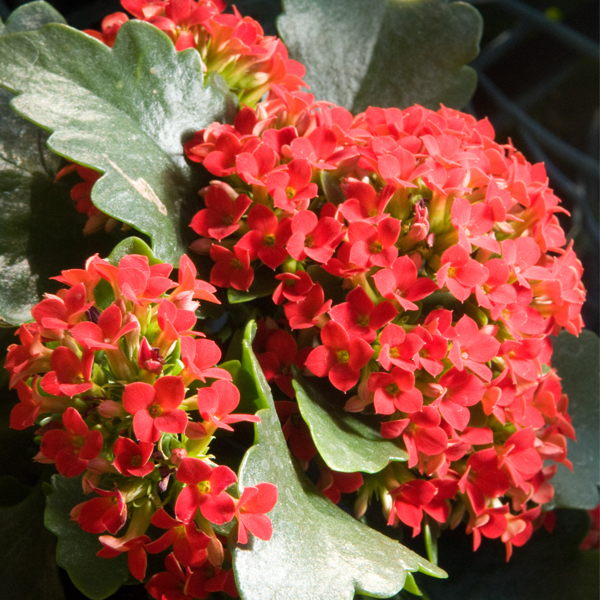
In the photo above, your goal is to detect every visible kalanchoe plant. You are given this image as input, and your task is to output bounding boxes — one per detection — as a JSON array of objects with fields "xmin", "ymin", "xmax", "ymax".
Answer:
[
  {"xmin": 0, "ymin": 1, "xmax": 598, "ymax": 600},
  {"xmin": 6, "ymin": 245, "xmax": 274, "ymax": 597}
]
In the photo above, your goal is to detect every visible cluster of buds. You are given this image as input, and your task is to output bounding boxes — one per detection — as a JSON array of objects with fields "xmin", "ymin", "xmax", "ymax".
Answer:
[
  {"xmin": 5, "ymin": 253, "xmax": 276, "ymax": 598},
  {"xmin": 85, "ymin": 0, "xmax": 305, "ymax": 107},
  {"xmin": 184, "ymin": 89, "xmax": 585, "ymax": 559}
]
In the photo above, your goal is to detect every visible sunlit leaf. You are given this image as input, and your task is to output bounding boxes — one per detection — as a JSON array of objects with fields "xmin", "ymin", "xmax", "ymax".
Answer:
[
  {"xmin": 231, "ymin": 321, "xmax": 445, "ymax": 600},
  {"xmin": 0, "ymin": 20, "xmax": 234, "ymax": 264}
]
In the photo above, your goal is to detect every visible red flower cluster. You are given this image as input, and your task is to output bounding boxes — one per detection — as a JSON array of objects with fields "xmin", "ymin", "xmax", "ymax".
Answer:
[
  {"xmin": 85, "ymin": 0, "xmax": 305, "ymax": 106},
  {"xmin": 185, "ymin": 89, "xmax": 585, "ymax": 558},
  {"xmin": 5, "ymin": 253, "xmax": 276, "ymax": 598}
]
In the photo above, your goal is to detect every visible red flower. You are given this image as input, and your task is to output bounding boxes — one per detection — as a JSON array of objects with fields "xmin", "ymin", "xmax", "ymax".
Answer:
[
  {"xmin": 317, "ymin": 468, "xmax": 363, "ymax": 504},
  {"xmin": 287, "ymin": 210, "xmax": 343, "ymax": 264},
  {"xmin": 146, "ymin": 508, "xmax": 211, "ymax": 567},
  {"xmin": 436, "ymin": 245, "xmax": 488, "ymax": 302},
  {"xmin": 146, "ymin": 553, "xmax": 190, "ymax": 600},
  {"xmin": 497, "ymin": 428, "xmax": 543, "ymax": 491},
  {"xmin": 40, "ymin": 346, "xmax": 94, "ymax": 398},
  {"xmin": 113, "ymin": 437, "xmax": 155, "ymax": 477},
  {"xmin": 389, "ymin": 479, "xmax": 437, "ymax": 535},
  {"xmin": 180, "ymin": 337, "xmax": 232, "ymax": 384},
  {"xmin": 368, "ymin": 367, "xmax": 423, "ymax": 415},
  {"xmin": 304, "ymin": 320, "xmax": 373, "ymax": 392},
  {"xmin": 237, "ymin": 204, "xmax": 292, "ymax": 269},
  {"xmin": 39, "ymin": 407, "xmax": 103, "ymax": 477},
  {"xmin": 328, "ymin": 286, "xmax": 397, "ymax": 344},
  {"xmin": 234, "ymin": 482, "xmax": 278, "ymax": 544},
  {"xmin": 381, "ymin": 406, "xmax": 448, "ymax": 468},
  {"xmin": 71, "ymin": 303, "xmax": 138, "ymax": 351},
  {"xmin": 284, "ymin": 283, "xmax": 331, "ymax": 329},
  {"xmin": 272, "ymin": 271, "xmax": 314, "ymax": 305},
  {"xmin": 377, "ymin": 323, "xmax": 425, "ymax": 372},
  {"xmin": 373, "ymin": 255, "xmax": 437, "ymax": 312},
  {"xmin": 266, "ymin": 158, "xmax": 318, "ymax": 213},
  {"xmin": 70, "ymin": 486, "xmax": 127, "ymax": 535},
  {"xmin": 123, "ymin": 376, "xmax": 188, "ymax": 443},
  {"xmin": 210, "ymin": 244, "xmax": 254, "ymax": 291},
  {"xmin": 448, "ymin": 315, "xmax": 500, "ymax": 382},
  {"xmin": 348, "ymin": 217, "xmax": 400, "ymax": 268},
  {"xmin": 191, "ymin": 182, "xmax": 252, "ymax": 241},
  {"xmin": 197, "ymin": 379, "xmax": 260, "ymax": 432},
  {"xmin": 175, "ymin": 457, "xmax": 237, "ymax": 525}
]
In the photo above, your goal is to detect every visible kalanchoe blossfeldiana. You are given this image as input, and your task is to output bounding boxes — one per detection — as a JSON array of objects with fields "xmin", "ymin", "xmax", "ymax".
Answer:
[
  {"xmin": 85, "ymin": 0, "xmax": 305, "ymax": 107},
  {"xmin": 5, "ymin": 253, "xmax": 276, "ymax": 597},
  {"xmin": 185, "ymin": 92, "xmax": 585, "ymax": 559}
]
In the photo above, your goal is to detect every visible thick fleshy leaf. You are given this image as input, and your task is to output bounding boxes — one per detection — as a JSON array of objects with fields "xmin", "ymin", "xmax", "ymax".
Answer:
[
  {"xmin": 231, "ymin": 321, "xmax": 445, "ymax": 600},
  {"xmin": 0, "ymin": 480, "xmax": 65, "ymax": 600},
  {"xmin": 416, "ymin": 508, "xmax": 599, "ymax": 600},
  {"xmin": 2, "ymin": 1, "xmax": 65, "ymax": 34},
  {"xmin": 0, "ymin": 3, "xmax": 81, "ymax": 326},
  {"xmin": 278, "ymin": 0, "xmax": 482, "ymax": 112},
  {"xmin": 0, "ymin": 19, "xmax": 234, "ymax": 264},
  {"xmin": 293, "ymin": 371, "xmax": 408, "ymax": 473},
  {"xmin": 546, "ymin": 330, "xmax": 600, "ymax": 510},
  {"xmin": 106, "ymin": 236, "xmax": 161, "ymax": 267},
  {"xmin": 44, "ymin": 474, "xmax": 130, "ymax": 600}
]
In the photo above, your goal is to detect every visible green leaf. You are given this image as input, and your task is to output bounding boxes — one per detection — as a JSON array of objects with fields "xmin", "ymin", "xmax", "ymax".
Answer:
[
  {"xmin": 293, "ymin": 371, "xmax": 408, "ymax": 474},
  {"xmin": 278, "ymin": 0, "xmax": 482, "ymax": 112},
  {"xmin": 0, "ymin": 482, "xmax": 65, "ymax": 600},
  {"xmin": 231, "ymin": 321, "xmax": 445, "ymax": 600},
  {"xmin": 418, "ymin": 508, "xmax": 599, "ymax": 600},
  {"xmin": 106, "ymin": 235, "xmax": 160, "ymax": 267},
  {"xmin": 0, "ymin": 3, "xmax": 135, "ymax": 326},
  {"xmin": 44, "ymin": 474, "xmax": 130, "ymax": 600},
  {"xmin": 547, "ymin": 330, "xmax": 600, "ymax": 510},
  {"xmin": 3, "ymin": 1, "xmax": 66, "ymax": 34},
  {"xmin": 0, "ymin": 20, "xmax": 234, "ymax": 264},
  {"xmin": 0, "ymin": 4, "xmax": 66, "ymax": 326},
  {"xmin": 0, "ymin": 114, "xmax": 130, "ymax": 326}
]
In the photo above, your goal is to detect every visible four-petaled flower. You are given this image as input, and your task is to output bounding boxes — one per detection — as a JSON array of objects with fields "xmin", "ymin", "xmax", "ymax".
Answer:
[{"xmin": 123, "ymin": 376, "xmax": 189, "ymax": 443}]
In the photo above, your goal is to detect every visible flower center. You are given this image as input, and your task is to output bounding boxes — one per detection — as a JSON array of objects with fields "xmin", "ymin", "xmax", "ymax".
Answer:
[
  {"xmin": 198, "ymin": 481, "xmax": 211, "ymax": 494},
  {"xmin": 148, "ymin": 404, "xmax": 163, "ymax": 417},
  {"xmin": 337, "ymin": 350, "xmax": 350, "ymax": 364},
  {"xmin": 357, "ymin": 315, "xmax": 370, "ymax": 328},
  {"xmin": 386, "ymin": 383, "xmax": 400, "ymax": 396},
  {"xmin": 370, "ymin": 241, "xmax": 383, "ymax": 254}
]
